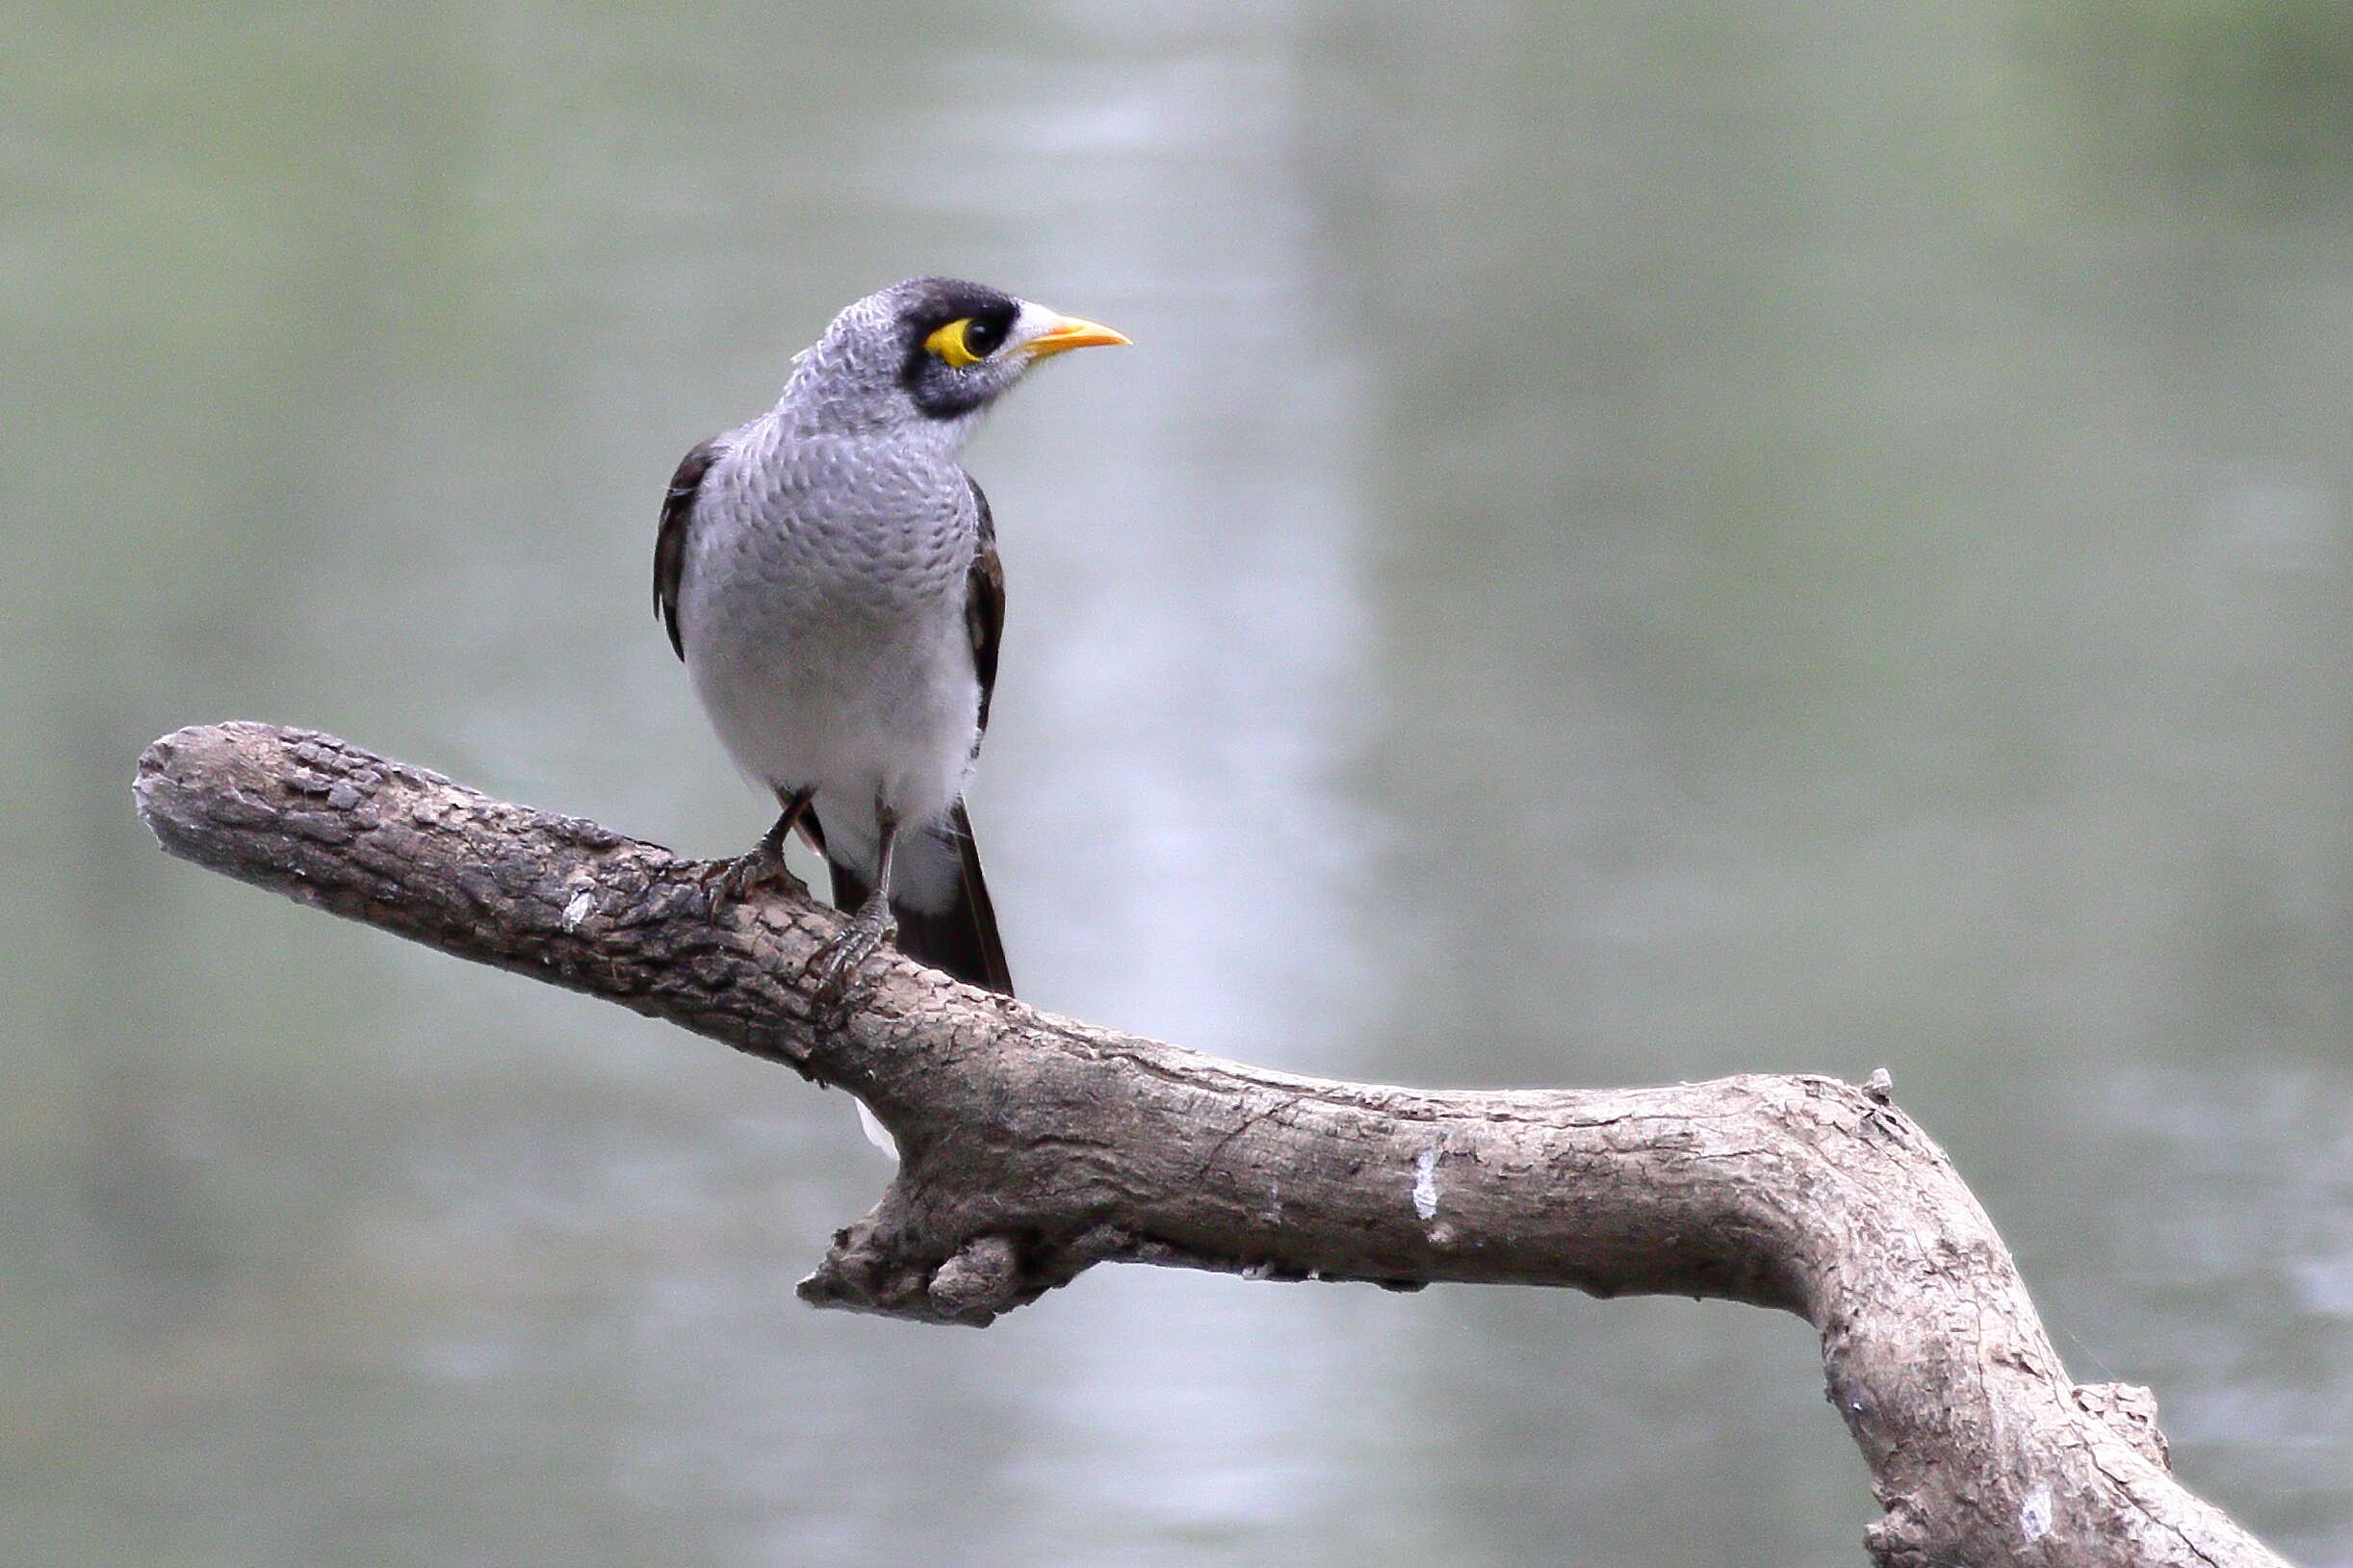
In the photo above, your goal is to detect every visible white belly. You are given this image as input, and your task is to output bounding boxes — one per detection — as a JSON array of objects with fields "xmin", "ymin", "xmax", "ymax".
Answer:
[{"xmin": 686, "ymin": 590, "xmax": 978, "ymax": 869}]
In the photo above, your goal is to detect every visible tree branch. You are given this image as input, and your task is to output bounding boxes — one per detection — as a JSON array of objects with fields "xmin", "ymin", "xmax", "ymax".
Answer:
[{"xmin": 133, "ymin": 721, "xmax": 2292, "ymax": 1568}]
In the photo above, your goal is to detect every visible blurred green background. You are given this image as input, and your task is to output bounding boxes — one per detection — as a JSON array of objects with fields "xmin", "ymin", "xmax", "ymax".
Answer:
[{"xmin": 7, "ymin": 1, "xmax": 2351, "ymax": 1563}]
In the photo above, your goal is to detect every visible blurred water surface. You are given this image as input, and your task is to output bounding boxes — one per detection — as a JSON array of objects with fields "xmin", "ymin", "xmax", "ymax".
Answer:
[{"xmin": 6, "ymin": 1, "xmax": 2351, "ymax": 1563}]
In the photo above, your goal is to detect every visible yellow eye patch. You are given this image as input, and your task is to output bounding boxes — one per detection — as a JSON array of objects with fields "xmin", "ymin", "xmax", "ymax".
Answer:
[
  {"xmin": 925, "ymin": 318, "xmax": 984, "ymax": 368},
  {"xmin": 923, "ymin": 313, "xmax": 1016, "ymax": 368}
]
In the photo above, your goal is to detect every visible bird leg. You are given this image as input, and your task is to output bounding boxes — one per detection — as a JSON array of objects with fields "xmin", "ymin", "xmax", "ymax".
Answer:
[
  {"xmin": 811, "ymin": 805, "xmax": 899, "ymax": 1008},
  {"xmin": 701, "ymin": 787, "xmax": 813, "ymax": 908}
]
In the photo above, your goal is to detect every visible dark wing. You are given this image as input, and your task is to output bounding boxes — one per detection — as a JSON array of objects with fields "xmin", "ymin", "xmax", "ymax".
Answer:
[
  {"xmin": 654, "ymin": 440, "xmax": 721, "ymax": 660},
  {"xmin": 965, "ymin": 475, "xmax": 1006, "ymax": 736}
]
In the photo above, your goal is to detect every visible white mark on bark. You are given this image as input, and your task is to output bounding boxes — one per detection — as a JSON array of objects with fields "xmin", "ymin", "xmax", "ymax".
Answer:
[
  {"xmin": 2020, "ymin": 1482, "xmax": 2053, "ymax": 1542},
  {"xmin": 1412, "ymin": 1145, "xmax": 1440, "ymax": 1220},
  {"xmin": 561, "ymin": 889, "xmax": 593, "ymax": 932}
]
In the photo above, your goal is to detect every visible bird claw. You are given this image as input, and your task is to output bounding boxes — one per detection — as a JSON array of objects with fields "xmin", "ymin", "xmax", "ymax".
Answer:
[
  {"xmin": 810, "ymin": 905, "xmax": 897, "ymax": 1013},
  {"xmin": 697, "ymin": 843, "xmax": 806, "ymax": 913}
]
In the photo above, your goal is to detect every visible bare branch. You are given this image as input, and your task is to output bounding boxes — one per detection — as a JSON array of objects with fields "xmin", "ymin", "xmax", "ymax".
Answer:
[{"xmin": 133, "ymin": 722, "xmax": 2293, "ymax": 1568}]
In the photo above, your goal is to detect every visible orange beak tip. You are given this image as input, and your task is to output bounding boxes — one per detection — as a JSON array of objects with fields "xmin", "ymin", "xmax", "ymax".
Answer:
[{"xmin": 1024, "ymin": 313, "xmax": 1132, "ymax": 360}]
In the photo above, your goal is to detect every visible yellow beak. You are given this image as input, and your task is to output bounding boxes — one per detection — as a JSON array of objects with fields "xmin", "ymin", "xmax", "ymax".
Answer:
[{"xmin": 1021, "ymin": 312, "xmax": 1131, "ymax": 361}]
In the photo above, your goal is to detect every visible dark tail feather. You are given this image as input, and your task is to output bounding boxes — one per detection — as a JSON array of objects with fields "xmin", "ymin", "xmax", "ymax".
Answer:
[
  {"xmin": 809, "ymin": 803, "xmax": 1013, "ymax": 997},
  {"xmin": 892, "ymin": 802, "xmax": 1014, "ymax": 996}
]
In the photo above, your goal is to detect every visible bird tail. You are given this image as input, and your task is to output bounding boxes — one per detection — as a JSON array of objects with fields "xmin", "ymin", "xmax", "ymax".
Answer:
[{"xmin": 814, "ymin": 801, "xmax": 1013, "ymax": 997}]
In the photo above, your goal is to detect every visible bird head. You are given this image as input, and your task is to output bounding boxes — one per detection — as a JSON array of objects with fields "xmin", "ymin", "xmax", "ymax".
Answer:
[{"xmin": 786, "ymin": 277, "xmax": 1128, "ymax": 432}]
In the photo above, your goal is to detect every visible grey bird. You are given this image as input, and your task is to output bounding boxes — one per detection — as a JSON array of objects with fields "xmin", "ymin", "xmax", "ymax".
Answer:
[{"xmin": 655, "ymin": 277, "xmax": 1128, "ymax": 999}]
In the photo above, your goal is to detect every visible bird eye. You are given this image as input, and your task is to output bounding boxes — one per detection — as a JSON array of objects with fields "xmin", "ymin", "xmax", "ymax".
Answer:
[
  {"xmin": 962, "ymin": 315, "xmax": 1009, "ymax": 359},
  {"xmin": 925, "ymin": 315, "xmax": 1008, "ymax": 368}
]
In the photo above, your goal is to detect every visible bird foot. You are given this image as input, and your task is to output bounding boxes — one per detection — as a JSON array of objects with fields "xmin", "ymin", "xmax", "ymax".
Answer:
[
  {"xmin": 810, "ymin": 901, "xmax": 897, "ymax": 1013},
  {"xmin": 697, "ymin": 842, "xmax": 806, "ymax": 913}
]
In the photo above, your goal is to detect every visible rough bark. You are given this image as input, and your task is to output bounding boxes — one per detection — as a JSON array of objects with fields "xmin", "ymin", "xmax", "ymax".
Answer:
[{"xmin": 133, "ymin": 721, "xmax": 2293, "ymax": 1568}]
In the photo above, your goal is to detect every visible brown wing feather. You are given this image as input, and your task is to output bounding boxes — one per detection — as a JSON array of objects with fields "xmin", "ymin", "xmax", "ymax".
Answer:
[
  {"xmin": 655, "ymin": 440, "xmax": 721, "ymax": 659},
  {"xmin": 965, "ymin": 476, "xmax": 1005, "ymax": 736}
]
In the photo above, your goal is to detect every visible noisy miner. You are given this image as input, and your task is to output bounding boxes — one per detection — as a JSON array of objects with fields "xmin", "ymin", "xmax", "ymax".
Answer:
[{"xmin": 655, "ymin": 276, "xmax": 1128, "ymax": 1005}]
